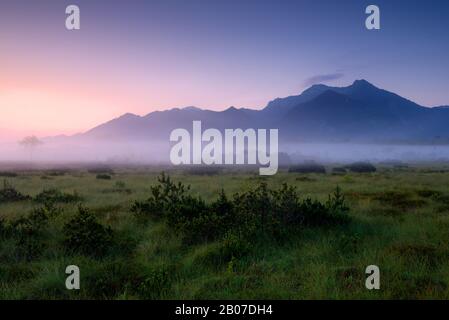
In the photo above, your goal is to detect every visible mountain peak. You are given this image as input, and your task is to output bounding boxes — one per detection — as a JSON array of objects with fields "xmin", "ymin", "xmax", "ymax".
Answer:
[
  {"xmin": 300, "ymin": 83, "xmax": 331, "ymax": 97},
  {"xmin": 118, "ymin": 112, "xmax": 140, "ymax": 119},
  {"xmin": 224, "ymin": 106, "xmax": 238, "ymax": 112},
  {"xmin": 182, "ymin": 106, "xmax": 202, "ymax": 111},
  {"xmin": 351, "ymin": 79, "xmax": 376, "ymax": 89}
]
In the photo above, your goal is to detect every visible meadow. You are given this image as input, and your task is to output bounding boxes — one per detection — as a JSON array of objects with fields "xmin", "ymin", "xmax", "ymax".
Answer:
[{"xmin": 1, "ymin": 163, "xmax": 449, "ymax": 299}]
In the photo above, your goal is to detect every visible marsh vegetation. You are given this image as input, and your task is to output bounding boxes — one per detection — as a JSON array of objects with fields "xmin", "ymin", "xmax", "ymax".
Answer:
[{"xmin": 1, "ymin": 164, "xmax": 449, "ymax": 299}]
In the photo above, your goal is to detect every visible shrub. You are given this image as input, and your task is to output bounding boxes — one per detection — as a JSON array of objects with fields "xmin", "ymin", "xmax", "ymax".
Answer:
[
  {"xmin": 34, "ymin": 188, "xmax": 81, "ymax": 204},
  {"xmin": 289, "ymin": 163, "xmax": 326, "ymax": 174},
  {"xmin": 46, "ymin": 170, "xmax": 68, "ymax": 176},
  {"xmin": 232, "ymin": 183, "xmax": 280, "ymax": 239},
  {"xmin": 85, "ymin": 260, "xmax": 140, "ymax": 299},
  {"xmin": 134, "ymin": 174, "xmax": 351, "ymax": 246},
  {"xmin": 345, "ymin": 162, "xmax": 376, "ymax": 173},
  {"xmin": 219, "ymin": 230, "xmax": 251, "ymax": 260},
  {"xmin": 131, "ymin": 172, "xmax": 190, "ymax": 222},
  {"xmin": 0, "ymin": 171, "xmax": 18, "ymax": 177},
  {"xmin": 63, "ymin": 206, "xmax": 114, "ymax": 257},
  {"xmin": 300, "ymin": 186, "xmax": 349, "ymax": 226},
  {"xmin": 138, "ymin": 265, "xmax": 173, "ymax": 299},
  {"xmin": 9, "ymin": 208, "xmax": 51, "ymax": 260},
  {"xmin": 172, "ymin": 199, "xmax": 222, "ymax": 244},
  {"xmin": 132, "ymin": 197, "xmax": 165, "ymax": 222},
  {"xmin": 96, "ymin": 174, "xmax": 112, "ymax": 180},
  {"xmin": 112, "ymin": 181, "xmax": 132, "ymax": 194},
  {"xmin": 0, "ymin": 218, "xmax": 8, "ymax": 239},
  {"xmin": 31, "ymin": 201, "xmax": 63, "ymax": 219},
  {"xmin": 115, "ymin": 181, "xmax": 126, "ymax": 189},
  {"xmin": 0, "ymin": 180, "xmax": 30, "ymax": 202}
]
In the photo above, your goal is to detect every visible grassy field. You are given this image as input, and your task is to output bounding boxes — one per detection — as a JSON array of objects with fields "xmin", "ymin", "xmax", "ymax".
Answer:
[{"xmin": 1, "ymin": 164, "xmax": 449, "ymax": 299}]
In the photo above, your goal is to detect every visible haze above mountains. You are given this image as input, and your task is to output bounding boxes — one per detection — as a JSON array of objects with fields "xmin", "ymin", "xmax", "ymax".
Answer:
[{"xmin": 64, "ymin": 80, "xmax": 449, "ymax": 144}]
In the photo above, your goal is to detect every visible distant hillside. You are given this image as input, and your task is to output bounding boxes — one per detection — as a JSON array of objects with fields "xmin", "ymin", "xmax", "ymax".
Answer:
[{"xmin": 60, "ymin": 80, "xmax": 449, "ymax": 144}]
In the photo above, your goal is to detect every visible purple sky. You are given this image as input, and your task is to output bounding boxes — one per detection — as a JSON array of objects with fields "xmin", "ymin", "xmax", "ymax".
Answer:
[{"xmin": 1, "ymin": 0, "xmax": 448, "ymax": 138}]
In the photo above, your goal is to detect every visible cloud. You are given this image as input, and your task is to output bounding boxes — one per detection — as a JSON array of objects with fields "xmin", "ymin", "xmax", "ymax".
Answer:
[{"xmin": 303, "ymin": 73, "xmax": 344, "ymax": 87}]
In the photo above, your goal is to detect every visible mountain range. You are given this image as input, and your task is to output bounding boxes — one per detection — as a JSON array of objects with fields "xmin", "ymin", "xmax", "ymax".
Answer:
[{"xmin": 61, "ymin": 80, "xmax": 449, "ymax": 144}]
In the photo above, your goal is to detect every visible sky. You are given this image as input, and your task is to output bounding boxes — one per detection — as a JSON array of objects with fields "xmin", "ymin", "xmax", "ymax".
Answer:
[{"xmin": 1, "ymin": 0, "xmax": 449, "ymax": 140}]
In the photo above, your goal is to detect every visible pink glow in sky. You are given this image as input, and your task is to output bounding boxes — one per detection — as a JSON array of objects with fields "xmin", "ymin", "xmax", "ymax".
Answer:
[{"xmin": 1, "ymin": 0, "xmax": 448, "ymax": 142}]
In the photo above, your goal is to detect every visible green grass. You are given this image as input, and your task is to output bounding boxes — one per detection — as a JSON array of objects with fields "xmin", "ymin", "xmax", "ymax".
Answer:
[{"xmin": 1, "ymin": 165, "xmax": 449, "ymax": 299}]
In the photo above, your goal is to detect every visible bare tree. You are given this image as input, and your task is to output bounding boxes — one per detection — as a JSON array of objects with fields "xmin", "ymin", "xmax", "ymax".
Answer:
[{"xmin": 19, "ymin": 136, "xmax": 43, "ymax": 161}]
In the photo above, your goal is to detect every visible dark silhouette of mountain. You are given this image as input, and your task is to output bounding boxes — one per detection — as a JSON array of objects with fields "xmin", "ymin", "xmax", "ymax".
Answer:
[{"xmin": 65, "ymin": 80, "xmax": 449, "ymax": 144}]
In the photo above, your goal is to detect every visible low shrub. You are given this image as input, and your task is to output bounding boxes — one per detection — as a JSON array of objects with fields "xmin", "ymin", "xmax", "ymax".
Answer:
[
  {"xmin": 289, "ymin": 163, "xmax": 326, "ymax": 174},
  {"xmin": 372, "ymin": 190, "xmax": 426, "ymax": 209},
  {"xmin": 85, "ymin": 260, "xmax": 140, "ymax": 299},
  {"xmin": 34, "ymin": 188, "xmax": 81, "ymax": 204},
  {"xmin": 112, "ymin": 181, "xmax": 132, "ymax": 193},
  {"xmin": 219, "ymin": 230, "xmax": 251, "ymax": 260},
  {"xmin": 132, "ymin": 173, "xmax": 190, "ymax": 223},
  {"xmin": 96, "ymin": 174, "xmax": 112, "ymax": 180},
  {"xmin": 133, "ymin": 174, "xmax": 350, "ymax": 246},
  {"xmin": 138, "ymin": 265, "xmax": 173, "ymax": 299},
  {"xmin": 101, "ymin": 181, "xmax": 132, "ymax": 195},
  {"xmin": 9, "ymin": 208, "xmax": 51, "ymax": 260},
  {"xmin": 167, "ymin": 196, "xmax": 222, "ymax": 244},
  {"xmin": 0, "ymin": 218, "xmax": 8, "ymax": 239},
  {"xmin": 63, "ymin": 206, "xmax": 114, "ymax": 257},
  {"xmin": 0, "ymin": 172, "xmax": 18, "ymax": 177},
  {"xmin": 0, "ymin": 180, "xmax": 30, "ymax": 202},
  {"xmin": 46, "ymin": 170, "xmax": 68, "ymax": 176},
  {"xmin": 31, "ymin": 201, "xmax": 63, "ymax": 219},
  {"xmin": 416, "ymin": 189, "xmax": 442, "ymax": 199},
  {"xmin": 345, "ymin": 162, "xmax": 376, "ymax": 173}
]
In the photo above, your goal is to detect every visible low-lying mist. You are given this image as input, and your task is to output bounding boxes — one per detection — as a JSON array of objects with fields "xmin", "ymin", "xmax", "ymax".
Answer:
[{"xmin": 1, "ymin": 139, "xmax": 449, "ymax": 169}]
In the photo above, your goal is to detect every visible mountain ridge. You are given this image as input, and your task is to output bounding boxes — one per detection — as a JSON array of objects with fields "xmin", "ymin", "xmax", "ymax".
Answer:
[{"xmin": 54, "ymin": 80, "xmax": 449, "ymax": 144}]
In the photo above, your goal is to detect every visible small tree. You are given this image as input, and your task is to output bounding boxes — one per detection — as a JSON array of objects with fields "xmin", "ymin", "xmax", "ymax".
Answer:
[{"xmin": 19, "ymin": 136, "xmax": 42, "ymax": 161}]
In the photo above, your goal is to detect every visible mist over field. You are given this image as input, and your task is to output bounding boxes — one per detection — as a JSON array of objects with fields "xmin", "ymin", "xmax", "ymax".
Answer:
[
  {"xmin": 3, "ymin": 79, "xmax": 449, "ymax": 169},
  {"xmin": 2, "ymin": 139, "xmax": 449, "ymax": 168}
]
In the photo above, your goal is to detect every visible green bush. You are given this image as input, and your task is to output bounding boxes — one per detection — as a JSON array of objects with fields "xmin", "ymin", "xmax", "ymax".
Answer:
[
  {"xmin": 0, "ymin": 172, "xmax": 18, "ymax": 177},
  {"xmin": 219, "ymin": 230, "xmax": 251, "ymax": 260},
  {"xmin": 113, "ymin": 181, "xmax": 131, "ymax": 193},
  {"xmin": 34, "ymin": 188, "xmax": 81, "ymax": 204},
  {"xmin": 9, "ymin": 208, "xmax": 51, "ymax": 260},
  {"xmin": 0, "ymin": 218, "xmax": 9, "ymax": 239},
  {"xmin": 132, "ymin": 172, "xmax": 190, "ymax": 222},
  {"xmin": 46, "ymin": 170, "xmax": 69, "ymax": 176},
  {"xmin": 138, "ymin": 265, "xmax": 173, "ymax": 299},
  {"xmin": 96, "ymin": 174, "xmax": 112, "ymax": 180},
  {"xmin": 133, "ymin": 174, "xmax": 351, "ymax": 247},
  {"xmin": 0, "ymin": 180, "xmax": 30, "ymax": 202},
  {"xmin": 289, "ymin": 163, "xmax": 326, "ymax": 174},
  {"xmin": 345, "ymin": 162, "xmax": 377, "ymax": 173},
  {"xmin": 31, "ymin": 201, "xmax": 62, "ymax": 219},
  {"xmin": 167, "ymin": 195, "xmax": 219, "ymax": 244},
  {"xmin": 85, "ymin": 260, "xmax": 139, "ymax": 299},
  {"xmin": 63, "ymin": 206, "xmax": 114, "ymax": 257}
]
